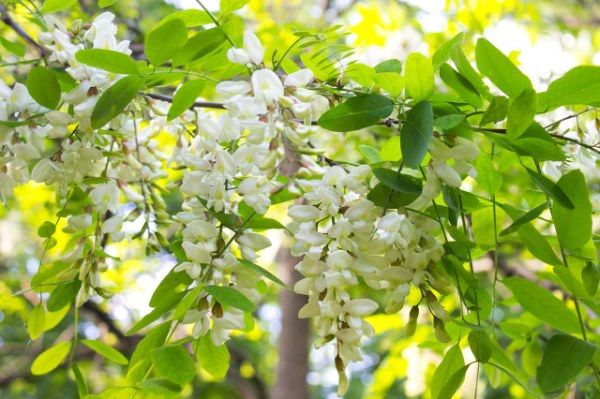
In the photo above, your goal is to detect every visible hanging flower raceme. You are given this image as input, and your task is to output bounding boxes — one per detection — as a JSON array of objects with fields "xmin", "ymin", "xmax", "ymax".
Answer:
[
  {"xmin": 288, "ymin": 165, "xmax": 381, "ymax": 396},
  {"xmin": 173, "ymin": 31, "xmax": 332, "ymax": 346}
]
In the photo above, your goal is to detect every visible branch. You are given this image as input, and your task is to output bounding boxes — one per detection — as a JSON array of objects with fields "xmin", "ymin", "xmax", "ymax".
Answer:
[
  {"xmin": 0, "ymin": 4, "xmax": 48, "ymax": 56},
  {"xmin": 474, "ymin": 126, "xmax": 600, "ymax": 155},
  {"xmin": 144, "ymin": 92, "xmax": 226, "ymax": 110}
]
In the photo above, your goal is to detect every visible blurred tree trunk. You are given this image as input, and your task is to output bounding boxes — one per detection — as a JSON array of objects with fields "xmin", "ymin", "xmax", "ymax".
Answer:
[{"xmin": 272, "ymin": 247, "xmax": 310, "ymax": 399}]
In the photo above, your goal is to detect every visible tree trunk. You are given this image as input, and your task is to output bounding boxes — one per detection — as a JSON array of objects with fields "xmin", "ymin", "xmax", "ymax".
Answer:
[{"xmin": 271, "ymin": 247, "xmax": 310, "ymax": 399}]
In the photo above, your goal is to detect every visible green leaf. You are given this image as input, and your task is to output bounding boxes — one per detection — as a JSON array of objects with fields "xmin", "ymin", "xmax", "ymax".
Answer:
[
  {"xmin": 525, "ymin": 167, "xmax": 574, "ymax": 209},
  {"xmin": 400, "ymin": 101, "xmax": 433, "ymax": 169},
  {"xmin": 518, "ymin": 223, "xmax": 562, "ymax": 266},
  {"xmin": 475, "ymin": 38, "xmax": 531, "ymax": 98},
  {"xmin": 44, "ymin": 305, "xmax": 70, "ymax": 331},
  {"xmin": 220, "ymin": 0, "xmax": 250, "ymax": 15},
  {"xmin": 127, "ymin": 291, "xmax": 188, "ymax": 336},
  {"xmin": 317, "ymin": 94, "xmax": 394, "ymax": 132},
  {"xmin": 150, "ymin": 269, "xmax": 191, "ymax": 308},
  {"xmin": 172, "ymin": 27, "xmax": 228, "ymax": 66},
  {"xmin": 545, "ymin": 66, "xmax": 600, "ymax": 109},
  {"xmin": 42, "ymin": 0, "xmax": 77, "ymax": 12},
  {"xmin": 359, "ymin": 145, "xmax": 381, "ymax": 163},
  {"xmin": 167, "ymin": 79, "xmax": 205, "ymax": 120},
  {"xmin": 91, "ymin": 75, "xmax": 145, "ymax": 129},
  {"xmin": 468, "ymin": 330, "xmax": 492, "ymax": 363},
  {"xmin": 431, "ymin": 344, "xmax": 464, "ymax": 399},
  {"xmin": 371, "ymin": 72, "xmax": 404, "ymax": 98},
  {"xmin": 47, "ymin": 280, "xmax": 81, "ymax": 311},
  {"xmin": 31, "ymin": 341, "xmax": 72, "ymax": 375},
  {"xmin": 138, "ymin": 379, "xmax": 181, "ymax": 396},
  {"xmin": 499, "ymin": 202, "xmax": 547, "ymax": 237},
  {"xmin": 582, "ymin": 262, "xmax": 599, "ymax": 297},
  {"xmin": 438, "ymin": 366, "xmax": 469, "ymax": 399},
  {"xmin": 152, "ymin": 345, "xmax": 196, "ymax": 386},
  {"xmin": 404, "ymin": 52, "xmax": 434, "ymax": 101},
  {"xmin": 0, "ymin": 37, "xmax": 25, "ymax": 57},
  {"xmin": 71, "ymin": 364, "xmax": 89, "ymax": 397},
  {"xmin": 537, "ymin": 334, "xmax": 596, "ymax": 393},
  {"xmin": 99, "ymin": 0, "xmax": 118, "ymax": 7},
  {"xmin": 504, "ymin": 277, "xmax": 579, "ymax": 333},
  {"xmin": 474, "ymin": 156, "xmax": 502, "ymax": 197},
  {"xmin": 243, "ymin": 215, "xmax": 285, "ymax": 230},
  {"xmin": 239, "ymin": 259, "xmax": 287, "ymax": 287},
  {"xmin": 506, "ymin": 88, "xmax": 537, "ymax": 139},
  {"xmin": 196, "ymin": 335, "xmax": 229, "ymax": 379},
  {"xmin": 551, "ymin": 169, "xmax": 592, "ymax": 251},
  {"xmin": 439, "ymin": 64, "xmax": 482, "ymax": 108},
  {"xmin": 374, "ymin": 59, "xmax": 402, "ymax": 74},
  {"xmin": 511, "ymin": 138, "xmax": 566, "ymax": 162},
  {"xmin": 160, "ymin": 10, "xmax": 213, "ymax": 27},
  {"xmin": 367, "ymin": 183, "xmax": 420, "ymax": 208},
  {"xmin": 82, "ymin": 339, "xmax": 128, "ymax": 365},
  {"xmin": 480, "ymin": 96, "xmax": 508, "ymax": 126},
  {"xmin": 128, "ymin": 323, "xmax": 171, "ymax": 377},
  {"xmin": 432, "ymin": 32, "xmax": 464, "ymax": 69},
  {"xmin": 380, "ymin": 136, "xmax": 401, "ymax": 161},
  {"xmin": 372, "ymin": 168, "xmax": 422, "ymax": 194},
  {"xmin": 145, "ymin": 18, "xmax": 188, "ymax": 66},
  {"xmin": 451, "ymin": 46, "xmax": 489, "ymax": 98},
  {"xmin": 435, "ymin": 114, "xmax": 465, "ymax": 130},
  {"xmin": 27, "ymin": 304, "xmax": 46, "ymax": 340},
  {"xmin": 26, "ymin": 66, "xmax": 61, "ymax": 109},
  {"xmin": 75, "ymin": 49, "xmax": 138, "ymax": 74},
  {"xmin": 204, "ymin": 285, "xmax": 255, "ymax": 312},
  {"xmin": 37, "ymin": 221, "xmax": 56, "ymax": 238}
]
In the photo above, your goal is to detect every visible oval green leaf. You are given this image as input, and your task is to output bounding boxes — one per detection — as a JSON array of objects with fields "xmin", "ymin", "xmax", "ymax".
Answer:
[
  {"xmin": 75, "ymin": 49, "xmax": 138, "ymax": 75},
  {"xmin": 151, "ymin": 345, "xmax": 196, "ymax": 386},
  {"xmin": 317, "ymin": 94, "xmax": 394, "ymax": 132},
  {"xmin": 26, "ymin": 66, "xmax": 61, "ymax": 109},
  {"xmin": 91, "ymin": 75, "xmax": 145, "ymax": 129},
  {"xmin": 400, "ymin": 100, "xmax": 433, "ymax": 169},
  {"xmin": 82, "ymin": 339, "xmax": 129, "ymax": 365},
  {"xmin": 204, "ymin": 285, "xmax": 255, "ymax": 312},
  {"xmin": 504, "ymin": 277, "xmax": 579, "ymax": 333},
  {"xmin": 537, "ymin": 334, "xmax": 596, "ymax": 393},
  {"xmin": 31, "ymin": 341, "xmax": 72, "ymax": 375},
  {"xmin": 145, "ymin": 18, "xmax": 188, "ymax": 66}
]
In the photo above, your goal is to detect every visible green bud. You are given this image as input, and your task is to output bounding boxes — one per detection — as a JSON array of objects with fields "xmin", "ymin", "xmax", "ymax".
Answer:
[{"xmin": 433, "ymin": 317, "xmax": 452, "ymax": 343}]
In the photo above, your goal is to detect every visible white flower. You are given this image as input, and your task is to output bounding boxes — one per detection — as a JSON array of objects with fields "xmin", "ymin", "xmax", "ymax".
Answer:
[
  {"xmin": 288, "ymin": 205, "xmax": 320, "ymax": 222},
  {"xmin": 238, "ymin": 232, "xmax": 271, "ymax": 251},
  {"xmin": 89, "ymin": 182, "xmax": 120, "ymax": 212},
  {"xmin": 216, "ymin": 81, "xmax": 251, "ymax": 98},
  {"xmin": 284, "ymin": 69, "xmax": 314, "ymax": 87},
  {"xmin": 31, "ymin": 159, "xmax": 58, "ymax": 183},
  {"xmin": 102, "ymin": 214, "xmax": 124, "ymax": 234},
  {"xmin": 251, "ymin": 69, "xmax": 284, "ymax": 106},
  {"xmin": 227, "ymin": 47, "xmax": 251, "ymax": 64},
  {"xmin": 343, "ymin": 299, "xmax": 378, "ymax": 316},
  {"xmin": 243, "ymin": 31, "xmax": 264, "ymax": 65},
  {"xmin": 182, "ymin": 241, "xmax": 213, "ymax": 264}
]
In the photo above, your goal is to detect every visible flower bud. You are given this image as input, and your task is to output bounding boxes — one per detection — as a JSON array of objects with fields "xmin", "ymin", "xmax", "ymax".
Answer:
[
  {"xmin": 405, "ymin": 305, "xmax": 419, "ymax": 337},
  {"xmin": 433, "ymin": 317, "xmax": 452, "ymax": 343},
  {"xmin": 425, "ymin": 290, "xmax": 448, "ymax": 320}
]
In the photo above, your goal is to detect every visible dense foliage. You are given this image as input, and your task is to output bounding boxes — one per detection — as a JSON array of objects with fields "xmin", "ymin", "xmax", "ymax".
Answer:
[{"xmin": 0, "ymin": 0, "xmax": 599, "ymax": 398}]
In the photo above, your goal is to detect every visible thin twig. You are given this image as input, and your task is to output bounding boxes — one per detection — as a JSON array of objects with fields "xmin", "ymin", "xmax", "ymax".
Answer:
[
  {"xmin": 0, "ymin": 4, "xmax": 48, "ymax": 55},
  {"xmin": 144, "ymin": 92, "xmax": 226, "ymax": 110}
]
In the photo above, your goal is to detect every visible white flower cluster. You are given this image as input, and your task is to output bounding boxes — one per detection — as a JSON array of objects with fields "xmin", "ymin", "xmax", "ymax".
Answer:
[
  {"xmin": 174, "ymin": 32, "xmax": 330, "ymax": 346},
  {"xmin": 1, "ymin": 12, "xmax": 187, "ymax": 305},
  {"xmin": 288, "ymin": 164, "xmax": 454, "ymax": 395}
]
